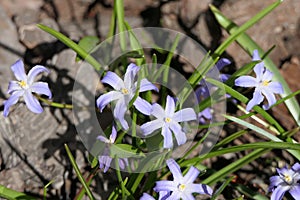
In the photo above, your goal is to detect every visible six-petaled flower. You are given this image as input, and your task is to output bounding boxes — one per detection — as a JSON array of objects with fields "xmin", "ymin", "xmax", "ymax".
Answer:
[
  {"xmin": 196, "ymin": 58, "xmax": 231, "ymax": 124},
  {"xmin": 97, "ymin": 125, "xmax": 128, "ymax": 173},
  {"xmin": 3, "ymin": 60, "xmax": 52, "ymax": 117},
  {"xmin": 269, "ymin": 163, "xmax": 300, "ymax": 200},
  {"xmin": 96, "ymin": 63, "xmax": 158, "ymax": 130},
  {"xmin": 154, "ymin": 159, "xmax": 213, "ymax": 199},
  {"xmin": 235, "ymin": 49, "xmax": 283, "ymax": 111},
  {"xmin": 140, "ymin": 95, "xmax": 197, "ymax": 149}
]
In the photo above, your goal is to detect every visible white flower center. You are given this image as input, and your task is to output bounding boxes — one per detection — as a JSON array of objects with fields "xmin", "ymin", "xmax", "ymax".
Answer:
[
  {"xmin": 18, "ymin": 80, "xmax": 28, "ymax": 89},
  {"xmin": 283, "ymin": 174, "xmax": 293, "ymax": 185},
  {"xmin": 261, "ymin": 80, "xmax": 269, "ymax": 87},
  {"xmin": 121, "ymin": 88, "xmax": 129, "ymax": 95},
  {"xmin": 165, "ymin": 117, "xmax": 172, "ymax": 123},
  {"xmin": 178, "ymin": 183, "xmax": 186, "ymax": 191}
]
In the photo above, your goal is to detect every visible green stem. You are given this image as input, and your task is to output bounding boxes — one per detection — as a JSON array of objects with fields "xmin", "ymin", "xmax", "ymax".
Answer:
[{"xmin": 36, "ymin": 96, "xmax": 73, "ymax": 109}]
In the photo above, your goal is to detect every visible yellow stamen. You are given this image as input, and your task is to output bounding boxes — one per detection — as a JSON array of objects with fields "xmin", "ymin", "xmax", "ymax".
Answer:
[
  {"xmin": 178, "ymin": 184, "xmax": 186, "ymax": 191},
  {"xmin": 262, "ymin": 80, "xmax": 269, "ymax": 86},
  {"xmin": 284, "ymin": 174, "xmax": 292, "ymax": 184},
  {"xmin": 121, "ymin": 88, "xmax": 129, "ymax": 95},
  {"xmin": 18, "ymin": 80, "xmax": 27, "ymax": 88},
  {"xmin": 165, "ymin": 117, "xmax": 172, "ymax": 123}
]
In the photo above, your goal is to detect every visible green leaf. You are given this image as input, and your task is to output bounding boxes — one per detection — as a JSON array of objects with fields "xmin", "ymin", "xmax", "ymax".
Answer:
[
  {"xmin": 225, "ymin": 115, "xmax": 300, "ymax": 160},
  {"xmin": 0, "ymin": 185, "xmax": 35, "ymax": 200},
  {"xmin": 211, "ymin": 1, "xmax": 300, "ymax": 127},
  {"xmin": 206, "ymin": 78, "xmax": 285, "ymax": 133},
  {"xmin": 111, "ymin": 144, "xmax": 145, "ymax": 158},
  {"xmin": 76, "ymin": 36, "xmax": 100, "ymax": 61},
  {"xmin": 37, "ymin": 24, "xmax": 102, "ymax": 71},
  {"xmin": 211, "ymin": 176, "xmax": 235, "ymax": 200},
  {"xmin": 64, "ymin": 144, "xmax": 95, "ymax": 200},
  {"xmin": 235, "ymin": 184, "xmax": 269, "ymax": 200},
  {"xmin": 211, "ymin": 0, "xmax": 282, "ymax": 57}
]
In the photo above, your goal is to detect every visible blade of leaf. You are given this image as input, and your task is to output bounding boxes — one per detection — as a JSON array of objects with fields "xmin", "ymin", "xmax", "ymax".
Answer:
[
  {"xmin": 64, "ymin": 144, "xmax": 95, "ymax": 200},
  {"xmin": 0, "ymin": 185, "xmax": 35, "ymax": 200},
  {"xmin": 211, "ymin": 1, "xmax": 300, "ymax": 127},
  {"xmin": 76, "ymin": 36, "xmax": 100, "ymax": 61},
  {"xmin": 37, "ymin": 24, "xmax": 102, "ymax": 71},
  {"xmin": 225, "ymin": 115, "xmax": 300, "ymax": 160}
]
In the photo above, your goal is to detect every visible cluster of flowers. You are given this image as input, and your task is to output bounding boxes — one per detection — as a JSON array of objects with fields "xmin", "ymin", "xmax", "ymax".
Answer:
[{"xmin": 2, "ymin": 49, "xmax": 290, "ymax": 200}]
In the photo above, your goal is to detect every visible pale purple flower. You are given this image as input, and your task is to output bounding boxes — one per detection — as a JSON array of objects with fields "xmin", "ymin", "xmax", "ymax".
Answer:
[
  {"xmin": 96, "ymin": 63, "xmax": 158, "ymax": 130},
  {"xmin": 3, "ymin": 60, "xmax": 52, "ymax": 117},
  {"xmin": 140, "ymin": 95, "xmax": 196, "ymax": 149},
  {"xmin": 154, "ymin": 159, "xmax": 213, "ymax": 199},
  {"xmin": 198, "ymin": 108, "xmax": 212, "ymax": 124},
  {"xmin": 97, "ymin": 126, "xmax": 128, "ymax": 173},
  {"xmin": 196, "ymin": 58, "xmax": 231, "ymax": 124},
  {"xmin": 140, "ymin": 192, "xmax": 170, "ymax": 200},
  {"xmin": 269, "ymin": 163, "xmax": 300, "ymax": 200},
  {"xmin": 235, "ymin": 50, "xmax": 284, "ymax": 111}
]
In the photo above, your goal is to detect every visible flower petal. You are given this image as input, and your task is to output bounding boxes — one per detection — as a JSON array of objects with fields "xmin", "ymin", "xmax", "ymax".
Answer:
[
  {"xmin": 118, "ymin": 158, "xmax": 128, "ymax": 169},
  {"xmin": 292, "ymin": 163, "xmax": 300, "ymax": 172},
  {"xmin": 140, "ymin": 193, "xmax": 155, "ymax": 200},
  {"xmin": 110, "ymin": 125, "xmax": 117, "ymax": 142},
  {"xmin": 173, "ymin": 108, "xmax": 197, "ymax": 122},
  {"xmin": 183, "ymin": 166, "xmax": 200, "ymax": 184},
  {"xmin": 262, "ymin": 69, "xmax": 273, "ymax": 81},
  {"xmin": 252, "ymin": 49, "xmax": 261, "ymax": 61},
  {"xmin": 139, "ymin": 79, "xmax": 158, "ymax": 92},
  {"xmin": 162, "ymin": 126, "xmax": 173, "ymax": 149},
  {"xmin": 169, "ymin": 122, "xmax": 187, "ymax": 146},
  {"xmin": 187, "ymin": 183, "xmax": 213, "ymax": 196},
  {"xmin": 30, "ymin": 82, "xmax": 52, "ymax": 98},
  {"xmin": 96, "ymin": 91, "xmax": 122, "ymax": 112},
  {"xmin": 102, "ymin": 71, "xmax": 124, "ymax": 90},
  {"xmin": 262, "ymin": 89, "xmax": 276, "ymax": 110},
  {"xmin": 235, "ymin": 76, "xmax": 257, "ymax": 87},
  {"xmin": 165, "ymin": 95, "xmax": 175, "ymax": 117},
  {"xmin": 289, "ymin": 185, "xmax": 300, "ymax": 199},
  {"xmin": 133, "ymin": 96, "xmax": 152, "ymax": 115},
  {"xmin": 23, "ymin": 91, "xmax": 43, "ymax": 113},
  {"xmin": 180, "ymin": 193, "xmax": 194, "ymax": 200},
  {"xmin": 254, "ymin": 63, "xmax": 265, "ymax": 81},
  {"xmin": 151, "ymin": 103, "xmax": 166, "ymax": 119},
  {"xmin": 166, "ymin": 158, "xmax": 183, "ymax": 180},
  {"xmin": 99, "ymin": 155, "xmax": 112, "ymax": 173},
  {"xmin": 216, "ymin": 58, "xmax": 231, "ymax": 70},
  {"xmin": 199, "ymin": 108, "xmax": 212, "ymax": 119},
  {"xmin": 154, "ymin": 180, "xmax": 177, "ymax": 192},
  {"xmin": 271, "ymin": 186, "xmax": 290, "ymax": 200},
  {"xmin": 114, "ymin": 99, "xmax": 129, "ymax": 130},
  {"xmin": 268, "ymin": 82, "xmax": 284, "ymax": 94},
  {"xmin": 220, "ymin": 74, "xmax": 230, "ymax": 82},
  {"xmin": 246, "ymin": 89, "xmax": 264, "ymax": 111},
  {"xmin": 140, "ymin": 119, "xmax": 164, "ymax": 136},
  {"xmin": 27, "ymin": 65, "xmax": 49, "ymax": 85},
  {"xmin": 11, "ymin": 60, "xmax": 27, "ymax": 81},
  {"xmin": 3, "ymin": 91, "xmax": 23, "ymax": 117},
  {"xmin": 97, "ymin": 135, "xmax": 110, "ymax": 143},
  {"xmin": 124, "ymin": 63, "xmax": 140, "ymax": 87},
  {"xmin": 158, "ymin": 191, "xmax": 170, "ymax": 200},
  {"xmin": 269, "ymin": 175, "xmax": 284, "ymax": 191},
  {"xmin": 7, "ymin": 81, "xmax": 22, "ymax": 94}
]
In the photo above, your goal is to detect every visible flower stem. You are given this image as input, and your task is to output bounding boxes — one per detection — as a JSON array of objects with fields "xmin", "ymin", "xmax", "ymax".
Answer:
[{"xmin": 36, "ymin": 95, "xmax": 73, "ymax": 109}]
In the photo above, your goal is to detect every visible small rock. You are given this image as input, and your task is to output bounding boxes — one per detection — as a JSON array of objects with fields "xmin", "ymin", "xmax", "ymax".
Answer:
[{"xmin": 19, "ymin": 18, "xmax": 59, "ymax": 49}]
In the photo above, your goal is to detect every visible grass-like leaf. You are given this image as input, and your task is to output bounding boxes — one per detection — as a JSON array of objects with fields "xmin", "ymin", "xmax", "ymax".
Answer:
[
  {"xmin": 0, "ymin": 184, "xmax": 35, "ymax": 200},
  {"xmin": 211, "ymin": 1, "xmax": 300, "ymax": 127},
  {"xmin": 37, "ymin": 24, "xmax": 101, "ymax": 71},
  {"xmin": 64, "ymin": 144, "xmax": 95, "ymax": 200}
]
